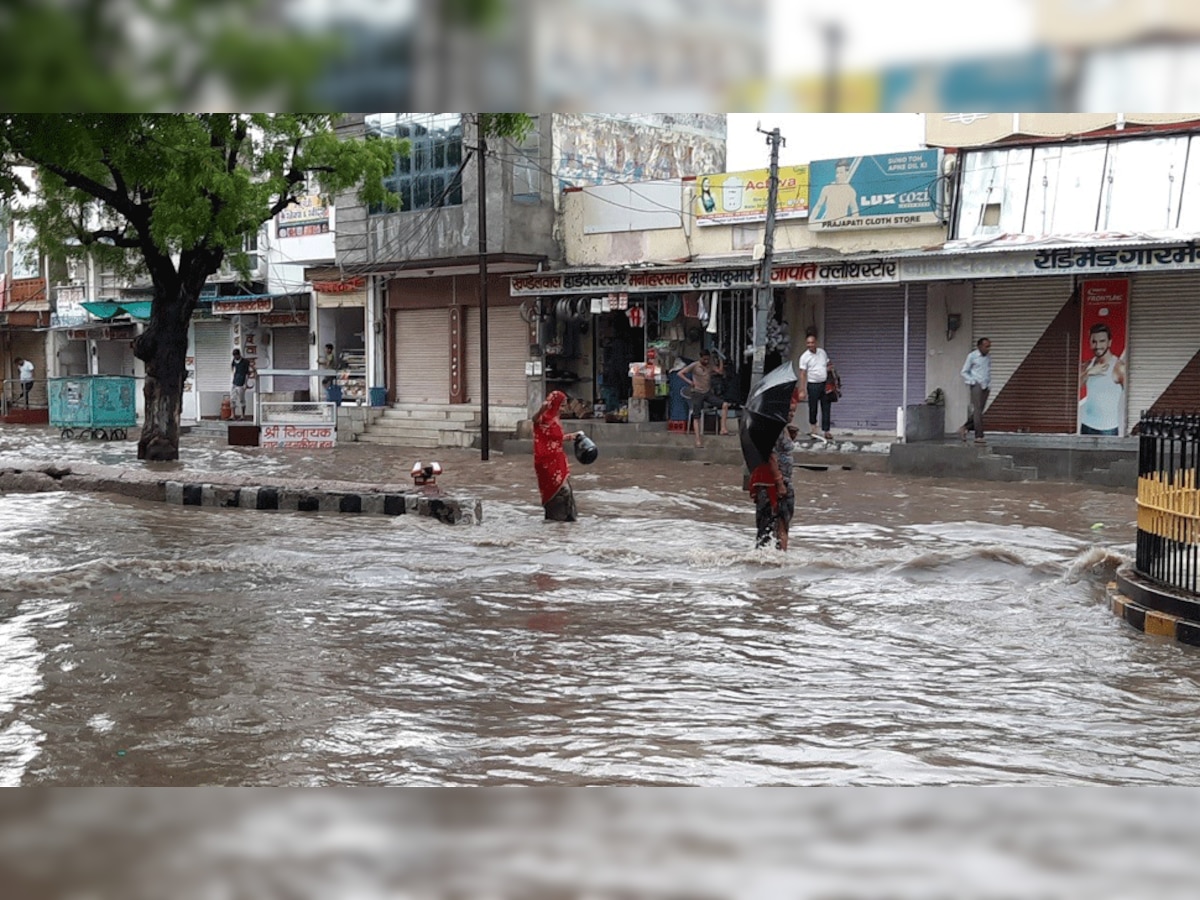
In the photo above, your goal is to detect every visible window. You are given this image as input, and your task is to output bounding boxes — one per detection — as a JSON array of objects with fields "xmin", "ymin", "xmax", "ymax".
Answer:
[
  {"xmin": 511, "ymin": 117, "xmax": 541, "ymax": 201},
  {"xmin": 365, "ymin": 114, "xmax": 464, "ymax": 213}
]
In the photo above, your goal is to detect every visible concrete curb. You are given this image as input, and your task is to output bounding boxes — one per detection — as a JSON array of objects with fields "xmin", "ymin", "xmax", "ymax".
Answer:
[
  {"xmin": 0, "ymin": 463, "xmax": 482, "ymax": 525},
  {"xmin": 1108, "ymin": 566, "xmax": 1200, "ymax": 647}
]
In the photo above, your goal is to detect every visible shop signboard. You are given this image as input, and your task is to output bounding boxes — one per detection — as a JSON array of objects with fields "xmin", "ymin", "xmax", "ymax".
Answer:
[
  {"xmin": 808, "ymin": 149, "xmax": 942, "ymax": 230},
  {"xmin": 277, "ymin": 193, "xmax": 330, "ymax": 238},
  {"xmin": 260, "ymin": 310, "xmax": 309, "ymax": 326},
  {"xmin": 694, "ymin": 166, "xmax": 809, "ymax": 226},
  {"xmin": 510, "ymin": 259, "xmax": 898, "ymax": 296},
  {"xmin": 213, "ymin": 297, "xmax": 273, "ymax": 315},
  {"xmin": 260, "ymin": 424, "xmax": 336, "ymax": 449},
  {"xmin": 1077, "ymin": 278, "xmax": 1129, "ymax": 437}
]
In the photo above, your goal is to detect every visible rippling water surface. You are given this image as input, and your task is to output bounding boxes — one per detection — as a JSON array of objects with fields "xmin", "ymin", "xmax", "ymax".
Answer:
[{"xmin": 0, "ymin": 425, "xmax": 1190, "ymax": 786}]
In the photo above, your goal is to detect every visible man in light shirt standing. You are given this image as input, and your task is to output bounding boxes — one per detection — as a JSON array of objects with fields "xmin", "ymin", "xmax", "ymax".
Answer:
[
  {"xmin": 958, "ymin": 337, "xmax": 992, "ymax": 444},
  {"xmin": 14, "ymin": 356, "xmax": 34, "ymax": 408}
]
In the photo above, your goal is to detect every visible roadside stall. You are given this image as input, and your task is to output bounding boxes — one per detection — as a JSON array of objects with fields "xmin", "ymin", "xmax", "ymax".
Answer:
[{"xmin": 48, "ymin": 375, "xmax": 137, "ymax": 440}]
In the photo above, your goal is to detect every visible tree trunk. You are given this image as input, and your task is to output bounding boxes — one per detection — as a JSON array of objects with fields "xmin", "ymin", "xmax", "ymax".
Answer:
[{"xmin": 134, "ymin": 263, "xmax": 207, "ymax": 461}]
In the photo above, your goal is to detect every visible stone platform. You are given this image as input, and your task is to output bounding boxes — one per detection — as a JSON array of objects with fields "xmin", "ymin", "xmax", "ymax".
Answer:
[{"xmin": 0, "ymin": 460, "xmax": 482, "ymax": 525}]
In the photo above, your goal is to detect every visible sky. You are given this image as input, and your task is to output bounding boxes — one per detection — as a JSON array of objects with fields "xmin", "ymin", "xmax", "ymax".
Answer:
[
  {"xmin": 725, "ymin": 114, "xmax": 927, "ymax": 172},
  {"xmin": 767, "ymin": 0, "xmax": 1036, "ymax": 77}
]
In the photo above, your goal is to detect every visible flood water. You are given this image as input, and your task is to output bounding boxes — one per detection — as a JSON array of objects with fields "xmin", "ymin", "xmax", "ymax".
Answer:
[{"xmin": 1, "ymin": 425, "xmax": 1194, "ymax": 787}]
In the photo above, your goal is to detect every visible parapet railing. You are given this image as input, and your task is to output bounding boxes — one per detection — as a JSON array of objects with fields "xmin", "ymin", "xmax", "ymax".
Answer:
[{"xmin": 1136, "ymin": 413, "xmax": 1200, "ymax": 596}]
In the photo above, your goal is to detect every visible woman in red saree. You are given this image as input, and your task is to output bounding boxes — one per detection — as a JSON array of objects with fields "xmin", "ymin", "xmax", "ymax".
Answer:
[{"xmin": 533, "ymin": 390, "xmax": 583, "ymax": 521}]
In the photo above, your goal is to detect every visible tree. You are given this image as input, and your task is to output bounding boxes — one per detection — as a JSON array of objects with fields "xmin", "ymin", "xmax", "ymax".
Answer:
[{"xmin": 0, "ymin": 114, "xmax": 405, "ymax": 460}]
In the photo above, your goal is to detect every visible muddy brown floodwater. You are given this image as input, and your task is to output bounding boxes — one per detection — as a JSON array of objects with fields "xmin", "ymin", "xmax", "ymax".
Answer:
[{"xmin": 1, "ymin": 424, "xmax": 1190, "ymax": 786}]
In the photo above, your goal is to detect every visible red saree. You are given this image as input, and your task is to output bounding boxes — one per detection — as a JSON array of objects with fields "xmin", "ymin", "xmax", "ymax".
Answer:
[{"xmin": 533, "ymin": 391, "xmax": 576, "ymax": 520}]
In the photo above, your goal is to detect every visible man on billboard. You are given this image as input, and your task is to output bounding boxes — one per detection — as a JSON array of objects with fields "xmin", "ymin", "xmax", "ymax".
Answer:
[
  {"xmin": 811, "ymin": 159, "xmax": 859, "ymax": 222},
  {"xmin": 1079, "ymin": 321, "xmax": 1126, "ymax": 435}
]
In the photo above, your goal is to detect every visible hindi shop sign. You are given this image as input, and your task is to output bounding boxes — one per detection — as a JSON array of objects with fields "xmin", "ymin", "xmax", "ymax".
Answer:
[
  {"xmin": 694, "ymin": 166, "xmax": 810, "ymax": 226},
  {"xmin": 900, "ymin": 240, "xmax": 1200, "ymax": 282},
  {"xmin": 510, "ymin": 259, "xmax": 898, "ymax": 296},
  {"xmin": 277, "ymin": 193, "xmax": 330, "ymax": 239},
  {"xmin": 260, "ymin": 424, "xmax": 336, "ymax": 449},
  {"xmin": 808, "ymin": 149, "xmax": 942, "ymax": 231}
]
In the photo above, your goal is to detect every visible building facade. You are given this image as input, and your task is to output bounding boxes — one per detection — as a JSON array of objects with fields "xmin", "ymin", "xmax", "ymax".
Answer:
[{"xmin": 330, "ymin": 113, "xmax": 727, "ymax": 440}]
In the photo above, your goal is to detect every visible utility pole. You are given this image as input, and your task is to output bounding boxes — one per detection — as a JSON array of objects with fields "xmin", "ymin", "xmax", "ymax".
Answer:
[
  {"xmin": 477, "ymin": 114, "xmax": 491, "ymax": 460},
  {"xmin": 821, "ymin": 21, "xmax": 842, "ymax": 113},
  {"xmin": 749, "ymin": 124, "xmax": 784, "ymax": 396}
]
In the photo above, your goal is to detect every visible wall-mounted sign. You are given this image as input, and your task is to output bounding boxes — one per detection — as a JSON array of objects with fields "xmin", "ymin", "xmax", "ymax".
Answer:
[
  {"xmin": 213, "ymin": 298, "xmax": 273, "ymax": 315},
  {"xmin": 277, "ymin": 194, "xmax": 330, "ymax": 239},
  {"xmin": 260, "ymin": 424, "xmax": 336, "ymax": 449},
  {"xmin": 312, "ymin": 276, "xmax": 365, "ymax": 293},
  {"xmin": 259, "ymin": 310, "xmax": 309, "ymax": 326},
  {"xmin": 510, "ymin": 258, "xmax": 898, "ymax": 296},
  {"xmin": 694, "ymin": 166, "xmax": 809, "ymax": 226},
  {"xmin": 809, "ymin": 149, "xmax": 942, "ymax": 230}
]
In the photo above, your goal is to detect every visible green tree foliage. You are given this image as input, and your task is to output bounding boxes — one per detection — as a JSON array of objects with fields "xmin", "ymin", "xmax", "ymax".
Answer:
[
  {"xmin": 0, "ymin": 0, "xmax": 343, "ymax": 111},
  {"xmin": 0, "ymin": 114, "xmax": 405, "ymax": 460}
]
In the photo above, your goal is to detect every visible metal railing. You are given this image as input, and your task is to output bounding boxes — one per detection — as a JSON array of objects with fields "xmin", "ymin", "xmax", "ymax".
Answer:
[
  {"xmin": 1135, "ymin": 413, "xmax": 1200, "ymax": 596},
  {"xmin": 1, "ymin": 377, "xmax": 48, "ymax": 416}
]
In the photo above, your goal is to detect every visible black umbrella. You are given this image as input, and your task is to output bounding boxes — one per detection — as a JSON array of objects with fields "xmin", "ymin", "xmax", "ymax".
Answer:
[{"xmin": 739, "ymin": 362, "xmax": 798, "ymax": 470}]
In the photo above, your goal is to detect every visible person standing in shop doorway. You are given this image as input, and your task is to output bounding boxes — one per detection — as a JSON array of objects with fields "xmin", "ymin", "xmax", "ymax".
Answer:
[
  {"xmin": 679, "ymin": 349, "xmax": 731, "ymax": 448},
  {"xmin": 14, "ymin": 357, "xmax": 34, "ymax": 407},
  {"xmin": 320, "ymin": 343, "xmax": 337, "ymax": 390},
  {"xmin": 796, "ymin": 328, "xmax": 833, "ymax": 442},
  {"xmin": 230, "ymin": 349, "xmax": 251, "ymax": 420},
  {"xmin": 958, "ymin": 337, "xmax": 991, "ymax": 444}
]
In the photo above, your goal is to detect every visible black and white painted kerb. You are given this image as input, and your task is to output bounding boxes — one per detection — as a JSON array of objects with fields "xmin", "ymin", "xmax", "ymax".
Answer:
[{"xmin": 0, "ymin": 463, "xmax": 482, "ymax": 525}]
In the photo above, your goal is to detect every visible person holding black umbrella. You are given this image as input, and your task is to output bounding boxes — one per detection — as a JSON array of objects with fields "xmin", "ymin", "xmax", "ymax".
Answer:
[{"xmin": 740, "ymin": 363, "xmax": 799, "ymax": 549}]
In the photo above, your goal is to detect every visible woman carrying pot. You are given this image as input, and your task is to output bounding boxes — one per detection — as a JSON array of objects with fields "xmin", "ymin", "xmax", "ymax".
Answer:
[{"xmin": 533, "ymin": 390, "xmax": 589, "ymax": 521}]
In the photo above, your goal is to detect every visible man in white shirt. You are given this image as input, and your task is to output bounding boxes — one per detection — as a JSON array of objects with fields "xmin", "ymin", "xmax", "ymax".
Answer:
[
  {"xmin": 797, "ymin": 329, "xmax": 833, "ymax": 442},
  {"xmin": 15, "ymin": 357, "xmax": 34, "ymax": 408},
  {"xmin": 958, "ymin": 337, "xmax": 992, "ymax": 444}
]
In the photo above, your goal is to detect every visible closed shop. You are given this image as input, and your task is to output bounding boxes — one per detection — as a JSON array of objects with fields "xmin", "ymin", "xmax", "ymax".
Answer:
[
  {"xmin": 823, "ymin": 285, "xmax": 927, "ymax": 430},
  {"xmin": 393, "ymin": 308, "xmax": 451, "ymax": 403},
  {"xmin": 271, "ymin": 325, "xmax": 310, "ymax": 394},
  {"xmin": 1126, "ymin": 273, "xmax": 1200, "ymax": 419},
  {"xmin": 464, "ymin": 306, "xmax": 532, "ymax": 406},
  {"xmin": 194, "ymin": 319, "xmax": 232, "ymax": 418},
  {"xmin": 972, "ymin": 276, "xmax": 1076, "ymax": 433}
]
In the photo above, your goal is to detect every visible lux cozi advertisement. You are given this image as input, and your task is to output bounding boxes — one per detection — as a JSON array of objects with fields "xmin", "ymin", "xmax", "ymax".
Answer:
[
  {"xmin": 1078, "ymin": 278, "xmax": 1129, "ymax": 437},
  {"xmin": 694, "ymin": 166, "xmax": 809, "ymax": 226},
  {"xmin": 808, "ymin": 149, "xmax": 941, "ymax": 230}
]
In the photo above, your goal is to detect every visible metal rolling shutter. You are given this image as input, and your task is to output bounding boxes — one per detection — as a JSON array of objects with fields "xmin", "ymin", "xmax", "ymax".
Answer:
[
  {"xmin": 271, "ymin": 326, "xmax": 310, "ymax": 392},
  {"xmin": 972, "ymin": 277, "xmax": 1074, "ymax": 399},
  {"xmin": 972, "ymin": 277, "xmax": 1075, "ymax": 432},
  {"xmin": 195, "ymin": 320, "xmax": 232, "ymax": 391},
  {"xmin": 823, "ymin": 285, "xmax": 927, "ymax": 430},
  {"xmin": 394, "ymin": 308, "xmax": 450, "ymax": 403},
  {"xmin": 464, "ymin": 306, "xmax": 531, "ymax": 406},
  {"xmin": 1127, "ymin": 273, "xmax": 1200, "ymax": 421}
]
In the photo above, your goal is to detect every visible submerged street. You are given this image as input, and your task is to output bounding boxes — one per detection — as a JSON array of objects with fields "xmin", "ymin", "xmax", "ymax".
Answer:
[{"xmin": 1, "ymin": 426, "xmax": 1193, "ymax": 786}]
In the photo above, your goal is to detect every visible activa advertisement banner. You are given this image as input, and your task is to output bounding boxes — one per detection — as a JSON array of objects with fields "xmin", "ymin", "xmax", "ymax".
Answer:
[
  {"xmin": 808, "ymin": 149, "xmax": 942, "ymax": 230},
  {"xmin": 694, "ymin": 166, "xmax": 809, "ymax": 226}
]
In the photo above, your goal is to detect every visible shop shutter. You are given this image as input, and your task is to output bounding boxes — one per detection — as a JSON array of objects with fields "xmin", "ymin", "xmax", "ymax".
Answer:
[
  {"xmin": 194, "ymin": 320, "xmax": 232, "ymax": 391},
  {"xmin": 1127, "ymin": 273, "xmax": 1200, "ymax": 421},
  {"xmin": 823, "ymin": 285, "xmax": 927, "ymax": 431},
  {"xmin": 271, "ymin": 326, "xmax": 310, "ymax": 393},
  {"xmin": 464, "ymin": 306, "xmax": 532, "ymax": 406},
  {"xmin": 972, "ymin": 277, "xmax": 1075, "ymax": 432},
  {"xmin": 393, "ymin": 308, "xmax": 451, "ymax": 403}
]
